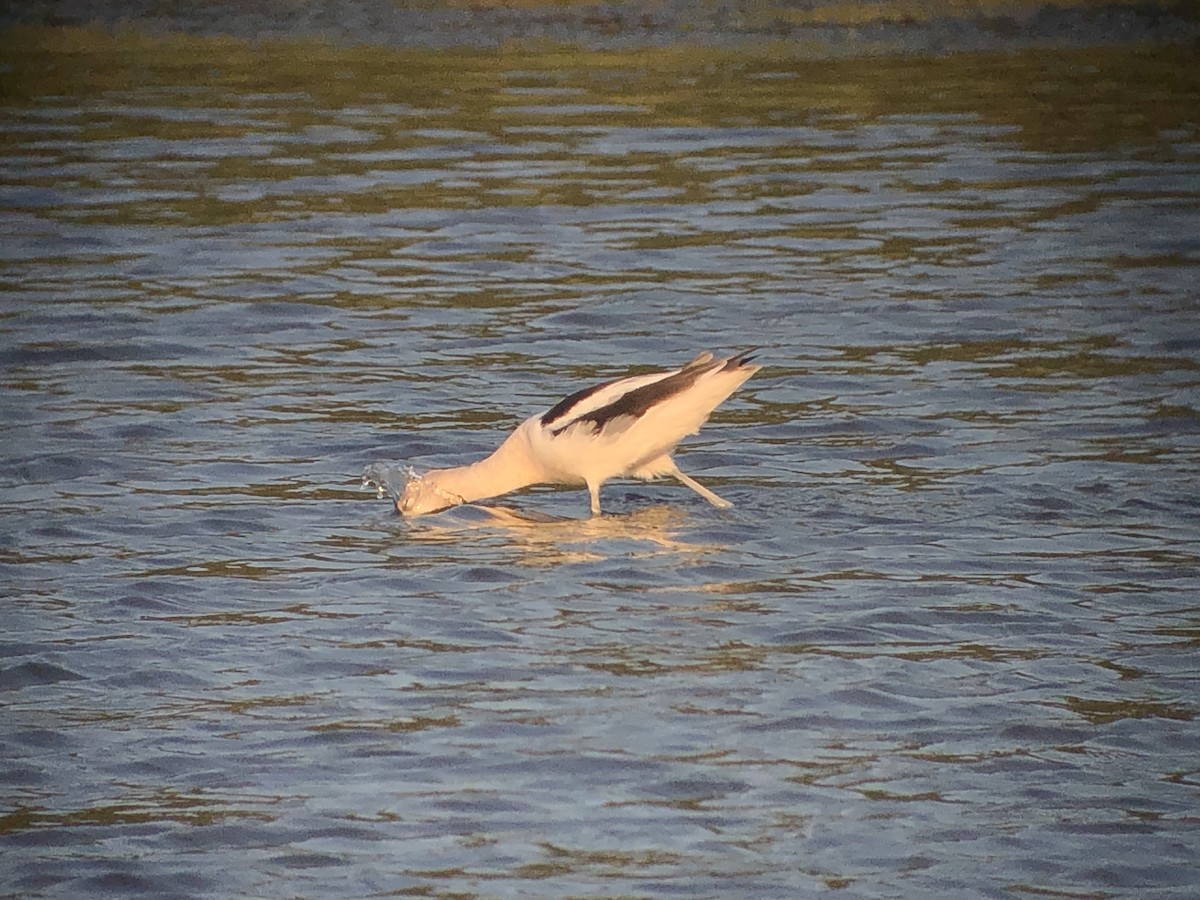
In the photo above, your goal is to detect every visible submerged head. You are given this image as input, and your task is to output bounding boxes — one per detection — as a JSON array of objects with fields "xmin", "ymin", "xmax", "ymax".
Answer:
[{"xmin": 396, "ymin": 468, "xmax": 461, "ymax": 517}]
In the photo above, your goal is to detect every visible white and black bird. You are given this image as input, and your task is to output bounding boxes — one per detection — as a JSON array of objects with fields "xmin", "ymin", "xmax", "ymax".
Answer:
[{"xmin": 395, "ymin": 348, "xmax": 761, "ymax": 517}]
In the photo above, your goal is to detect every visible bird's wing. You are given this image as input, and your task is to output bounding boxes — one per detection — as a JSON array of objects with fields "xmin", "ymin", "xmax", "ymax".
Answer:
[
  {"xmin": 539, "ymin": 370, "xmax": 680, "ymax": 435},
  {"xmin": 542, "ymin": 359, "xmax": 726, "ymax": 439}
]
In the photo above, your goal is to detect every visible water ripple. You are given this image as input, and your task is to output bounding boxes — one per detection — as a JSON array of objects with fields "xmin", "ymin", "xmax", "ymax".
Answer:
[{"xmin": 1, "ymin": 31, "xmax": 1198, "ymax": 899}]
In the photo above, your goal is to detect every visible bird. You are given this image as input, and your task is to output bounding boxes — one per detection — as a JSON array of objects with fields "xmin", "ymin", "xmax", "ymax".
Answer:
[{"xmin": 395, "ymin": 348, "xmax": 762, "ymax": 517}]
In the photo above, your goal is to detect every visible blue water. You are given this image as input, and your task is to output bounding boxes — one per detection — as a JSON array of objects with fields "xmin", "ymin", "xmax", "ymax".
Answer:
[{"xmin": 2, "ymin": 34, "xmax": 1199, "ymax": 898}]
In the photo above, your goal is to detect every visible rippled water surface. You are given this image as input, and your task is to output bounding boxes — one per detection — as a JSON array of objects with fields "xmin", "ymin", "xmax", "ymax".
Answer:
[{"xmin": 2, "ymin": 31, "xmax": 1199, "ymax": 897}]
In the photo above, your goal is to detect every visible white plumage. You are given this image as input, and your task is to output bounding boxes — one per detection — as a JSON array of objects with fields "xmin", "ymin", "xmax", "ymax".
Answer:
[{"xmin": 396, "ymin": 349, "xmax": 761, "ymax": 517}]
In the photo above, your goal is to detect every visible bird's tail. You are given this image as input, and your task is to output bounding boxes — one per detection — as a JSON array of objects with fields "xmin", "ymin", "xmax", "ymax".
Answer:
[{"xmin": 722, "ymin": 347, "xmax": 763, "ymax": 371}]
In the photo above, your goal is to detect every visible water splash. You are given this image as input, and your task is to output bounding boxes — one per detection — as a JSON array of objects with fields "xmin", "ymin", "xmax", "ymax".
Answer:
[{"xmin": 361, "ymin": 462, "xmax": 418, "ymax": 503}]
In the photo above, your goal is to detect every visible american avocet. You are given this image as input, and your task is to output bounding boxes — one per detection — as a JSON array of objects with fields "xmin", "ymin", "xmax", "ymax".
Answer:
[{"xmin": 392, "ymin": 349, "xmax": 761, "ymax": 517}]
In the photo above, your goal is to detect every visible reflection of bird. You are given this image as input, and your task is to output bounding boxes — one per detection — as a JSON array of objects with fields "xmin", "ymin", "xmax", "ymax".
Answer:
[{"xmin": 396, "ymin": 349, "xmax": 762, "ymax": 517}]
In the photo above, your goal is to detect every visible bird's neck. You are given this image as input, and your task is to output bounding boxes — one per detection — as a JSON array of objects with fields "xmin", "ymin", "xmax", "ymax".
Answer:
[{"xmin": 426, "ymin": 431, "xmax": 539, "ymax": 506}]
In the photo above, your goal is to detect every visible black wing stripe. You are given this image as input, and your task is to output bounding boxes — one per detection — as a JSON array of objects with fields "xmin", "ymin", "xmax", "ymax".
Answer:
[
  {"xmin": 558, "ymin": 360, "xmax": 719, "ymax": 436},
  {"xmin": 539, "ymin": 376, "xmax": 621, "ymax": 428},
  {"xmin": 723, "ymin": 347, "xmax": 761, "ymax": 370}
]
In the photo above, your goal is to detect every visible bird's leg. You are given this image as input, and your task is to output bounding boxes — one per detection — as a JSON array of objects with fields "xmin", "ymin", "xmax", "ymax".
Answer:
[
  {"xmin": 672, "ymin": 468, "xmax": 732, "ymax": 508},
  {"xmin": 588, "ymin": 480, "xmax": 602, "ymax": 516}
]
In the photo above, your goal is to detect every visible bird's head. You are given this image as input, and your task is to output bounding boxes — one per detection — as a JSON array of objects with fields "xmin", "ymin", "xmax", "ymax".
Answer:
[{"xmin": 396, "ymin": 468, "xmax": 462, "ymax": 517}]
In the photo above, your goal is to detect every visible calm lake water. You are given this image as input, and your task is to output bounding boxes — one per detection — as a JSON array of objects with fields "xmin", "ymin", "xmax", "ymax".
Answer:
[{"xmin": 2, "ymin": 29, "xmax": 1199, "ymax": 898}]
